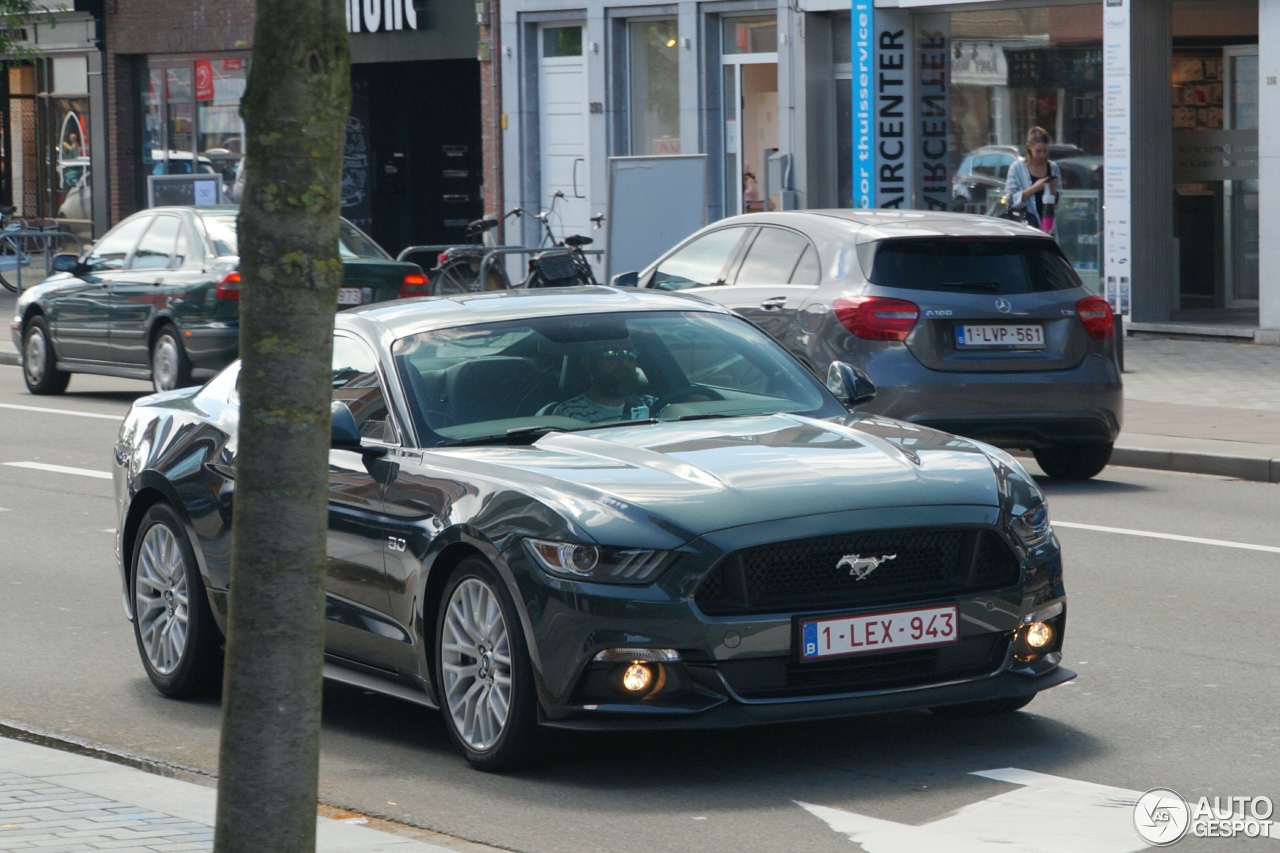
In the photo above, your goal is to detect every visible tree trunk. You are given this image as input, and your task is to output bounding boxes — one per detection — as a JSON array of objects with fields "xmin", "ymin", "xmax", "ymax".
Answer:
[{"xmin": 214, "ymin": 2, "xmax": 350, "ymax": 850}]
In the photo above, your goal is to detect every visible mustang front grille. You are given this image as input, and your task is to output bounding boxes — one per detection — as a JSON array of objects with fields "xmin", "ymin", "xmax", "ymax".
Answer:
[{"xmin": 694, "ymin": 527, "xmax": 1020, "ymax": 616}]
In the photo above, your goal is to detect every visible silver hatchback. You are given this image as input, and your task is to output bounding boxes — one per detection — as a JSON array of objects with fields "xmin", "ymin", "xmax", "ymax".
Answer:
[{"xmin": 615, "ymin": 210, "xmax": 1122, "ymax": 479}]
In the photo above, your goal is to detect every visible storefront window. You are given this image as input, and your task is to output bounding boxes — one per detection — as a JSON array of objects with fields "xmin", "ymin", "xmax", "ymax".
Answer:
[
  {"xmin": 138, "ymin": 55, "xmax": 248, "ymax": 207},
  {"xmin": 833, "ymin": 14, "xmax": 852, "ymax": 208},
  {"xmin": 629, "ymin": 20, "xmax": 680, "ymax": 155}
]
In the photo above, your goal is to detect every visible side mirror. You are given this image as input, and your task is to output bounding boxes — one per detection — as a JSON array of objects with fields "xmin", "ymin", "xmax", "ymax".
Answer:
[
  {"xmin": 52, "ymin": 253, "xmax": 84, "ymax": 274},
  {"xmin": 331, "ymin": 401, "xmax": 362, "ymax": 450},
  {"xmin": 826, "ymin": 362, "xmax": 877, "ymax": 408},
  {"xmin": 610, "ymin": 270, "xmax": 639, "ymax": 288}
]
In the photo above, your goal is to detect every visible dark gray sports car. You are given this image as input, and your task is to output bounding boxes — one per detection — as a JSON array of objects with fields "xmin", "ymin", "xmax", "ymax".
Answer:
[{"xmin": 113, "ymin": 287, "xmax": 1072, "ymax": 770}]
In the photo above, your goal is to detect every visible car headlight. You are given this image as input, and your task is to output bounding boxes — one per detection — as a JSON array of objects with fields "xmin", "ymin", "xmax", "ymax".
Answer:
[
  {"xmin": 1009, "ymin": 502, "xmax": 1054, "ymax": 550},
  {"xmin": 524, "ymin": 538, "xmax": 673, "ymax": 584}
]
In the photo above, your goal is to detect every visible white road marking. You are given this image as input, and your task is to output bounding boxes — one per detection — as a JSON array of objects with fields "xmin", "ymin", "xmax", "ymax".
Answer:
[
  {"xmin": 800, "ymin": 767, "xmax": 1144, "ymax": 853},
  {"xmin": 1055, "ymin": 520, "xmax": 1280, "ymax": 555},
  {"xmin": 2, "ymin": 462, "xmax": 112, "ymax": 480},
  {"xmin": 0, "ymin": 402, "xmax": 122, "ymax": 420}
]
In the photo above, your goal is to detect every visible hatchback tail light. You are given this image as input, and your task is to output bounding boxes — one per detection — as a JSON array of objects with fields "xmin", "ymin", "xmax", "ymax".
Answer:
[
  {"xmin": 1076, "ymin": 295, "xmax": 1114, "ymax": 340},
  {"xmin": 399, "ymin": 272, "xmax": 431, "ymax": 299},
  {"xmin": 833, "ymin": 296, "xmax": 920, "ymax": 342},
  {"xmin": 214, "ymin": 271, "xmax": 241, "ymax": 301}
]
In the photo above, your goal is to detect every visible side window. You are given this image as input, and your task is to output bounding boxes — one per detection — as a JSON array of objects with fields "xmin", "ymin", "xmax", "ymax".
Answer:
[
  {"xmin": 734, "ymin": 228, "xmax": 812, "ymax": 286},
  {"xmin": 972, "ymin": 154, "xmax": 997, "ymax": 178},
  {"xmin": 996, "ymin": 154, "xmax": 1016, "ymax": 180},
  {"xmin": 332, "ymin": 336, "xmax": 396, "ymax": 444},
  {"xmin": 130, "ymin": 216, "xmax": 181, "ymax": 271},
  {"xmin": 87, "ymin": 216, "xmax": 152, "ymax": 272},
  {"xmin": 650, "ymin": 227, "xmax": 748, "ymax": 291},
  {"xmin": 790, "ymin": 244, "xmax": 821, "ymax": 285}
]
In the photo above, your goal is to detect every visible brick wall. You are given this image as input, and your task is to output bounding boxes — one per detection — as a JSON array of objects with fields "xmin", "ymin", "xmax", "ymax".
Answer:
[
  {"xmin": 104, "ymin": 0, "xmax": 256, "ymax": 224},
  {"xmin": 478, "ymin": 0, "xmax": 503, "ymax": 239}
]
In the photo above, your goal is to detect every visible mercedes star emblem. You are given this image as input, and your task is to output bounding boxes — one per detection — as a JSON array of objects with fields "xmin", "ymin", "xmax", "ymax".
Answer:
[{"xmin": 995, "ymin": 298, "xmax": 1012, "ymax": 313}]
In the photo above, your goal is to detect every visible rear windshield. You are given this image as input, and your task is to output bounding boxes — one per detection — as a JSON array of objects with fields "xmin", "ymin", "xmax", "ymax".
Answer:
[
  {"xmin": 198, "ymin": 215, "xmax": 388, "ymax": 260},
  {"xmin": 868, "ymin": 238, "xmax": 1083, "ymax": 295}
]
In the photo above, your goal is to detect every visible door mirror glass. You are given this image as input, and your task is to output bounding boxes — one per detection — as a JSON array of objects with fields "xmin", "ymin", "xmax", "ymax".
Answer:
[
  {"xmin": 826, "ymin": 361, "xmax": 876, "ymax": 408},
  {"xmin": 331, "ymin": 401, "xmax": 362, "ymax": 449},
  {"xmin": 52, "ymin": 253, "xmax": 83, "ymax": 274},
  {"xmin": 610, "ymin": 270, "xmax": 639, "ymax": 288}
]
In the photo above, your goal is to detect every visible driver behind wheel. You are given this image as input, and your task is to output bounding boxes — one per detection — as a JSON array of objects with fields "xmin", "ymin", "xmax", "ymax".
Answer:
[{"xmin": 551, "ymin": 339, "xmax": 657, "ymax": 423}]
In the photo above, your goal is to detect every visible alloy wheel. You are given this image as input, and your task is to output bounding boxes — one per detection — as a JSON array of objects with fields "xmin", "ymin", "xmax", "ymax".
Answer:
[
  {"xmin": 440, "ymin": 578, "xmax": 513, "ymax": 751},
  {"xmin": 134, "ymin": 522, "xmax": 190, "ymax": 676}
]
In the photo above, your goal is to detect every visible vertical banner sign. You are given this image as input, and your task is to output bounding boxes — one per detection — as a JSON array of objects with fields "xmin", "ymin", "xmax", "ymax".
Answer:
[
  {"xmin": 1103, "ymin": 0, "xmax": 1132, "ymax": 318},
  {"xmin": 874, "ymin": 9, "xmax": 911, "ymax": 208},
  {"xmin": 916, "ymin": 14, "xmax": 950, "ymax": 211},
  {"xmin": 194, "ymin": 60, "xmax": 215, "ymax": 102},
  {"xmin": 852, "ymin": 0, "xmax": 874, "ymax": 208}
]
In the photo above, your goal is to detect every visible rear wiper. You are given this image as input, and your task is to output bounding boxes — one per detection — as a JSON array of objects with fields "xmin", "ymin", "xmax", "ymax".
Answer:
[
  {"xmin": 435, "ymin": 425, "xmax": 562, "ymax": 447},
  {"xmin": 939, "ymin": 280, "xmax": 1001, "ymax": 292}
]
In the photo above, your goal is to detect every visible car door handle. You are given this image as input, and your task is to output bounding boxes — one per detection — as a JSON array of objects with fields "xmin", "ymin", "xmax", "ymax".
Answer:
[
  {"xmin": 153, "ymin": 278, "xmax": 164, "ymax": 287},
  {"xmin": 760, "ymin": 296, "xmax": 787, "ymax": 310}
]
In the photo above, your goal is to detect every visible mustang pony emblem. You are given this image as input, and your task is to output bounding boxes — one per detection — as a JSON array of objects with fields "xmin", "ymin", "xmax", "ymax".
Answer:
[{"xmin": 837, "ymin": 553, "xmax": 897, "ymax": 581}]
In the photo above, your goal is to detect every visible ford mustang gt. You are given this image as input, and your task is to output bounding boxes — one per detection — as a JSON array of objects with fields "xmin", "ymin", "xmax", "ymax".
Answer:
[{"xmin": 113, "ymin": 287, "xmax": 1072, "ymax": 770}]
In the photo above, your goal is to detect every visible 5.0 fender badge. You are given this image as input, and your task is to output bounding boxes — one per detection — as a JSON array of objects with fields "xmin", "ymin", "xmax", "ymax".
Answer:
[{"xmin": 837, "ymin": 553, "xmax": 897, "ymax": 581}]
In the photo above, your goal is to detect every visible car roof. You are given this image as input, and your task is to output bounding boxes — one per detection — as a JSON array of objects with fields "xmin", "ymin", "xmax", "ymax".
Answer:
[
  {"xmin": 704, "ymin": 209, "xmax": 1052, "ymax": 242},
  {"xmin": 336, "ymin": 285, "xmax": 732, "ymax": 340}
]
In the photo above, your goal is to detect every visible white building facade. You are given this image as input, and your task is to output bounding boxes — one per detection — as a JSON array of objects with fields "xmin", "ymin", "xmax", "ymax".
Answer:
[{"xmin": 499, "ymin": 0, "xmax": 1278, "ymax": 338}]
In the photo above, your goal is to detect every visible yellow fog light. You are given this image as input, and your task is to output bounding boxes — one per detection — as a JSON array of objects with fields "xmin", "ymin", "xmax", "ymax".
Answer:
[
  {"xmin": 622, "ymin": 662, "xmax": 653, "ymax": 693},
  {"xmin": 1024, "ymin": 621, "xmax": 1053, "ymax": 649}
]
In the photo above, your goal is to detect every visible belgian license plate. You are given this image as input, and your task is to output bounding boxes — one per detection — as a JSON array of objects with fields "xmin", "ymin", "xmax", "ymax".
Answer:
[
  {"xmin": 956, "ymin": 324, "xmax": 1044, "ymax": 348},
  {"xmin": 337, "ymin": 287, "xmax": 363, "ymax": 306},
  {"xmin": 800, "ymin": 605, "xmax": 958, "ymax": 660}
]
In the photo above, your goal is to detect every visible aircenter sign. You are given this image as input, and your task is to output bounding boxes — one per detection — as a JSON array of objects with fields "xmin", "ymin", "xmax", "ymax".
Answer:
[
  {"xmin": 345, "ymin": 0, "xmax": 419, "ymax": 33},
  {"xmin": 852, "ymin": 4, "xmax": 919, "ymax": 208}
]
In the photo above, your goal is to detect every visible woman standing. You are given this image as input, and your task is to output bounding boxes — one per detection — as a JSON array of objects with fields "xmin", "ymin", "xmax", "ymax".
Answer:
[{"xmin": 1002, "ymin": 126, "xmax": 1062, "ymax": 234}]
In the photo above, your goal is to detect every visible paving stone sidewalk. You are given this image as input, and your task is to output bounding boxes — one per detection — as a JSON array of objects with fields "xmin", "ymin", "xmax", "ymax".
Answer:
[{"xmin": 0, "ymin": 736, "xmax": 456, "ymax": 853}]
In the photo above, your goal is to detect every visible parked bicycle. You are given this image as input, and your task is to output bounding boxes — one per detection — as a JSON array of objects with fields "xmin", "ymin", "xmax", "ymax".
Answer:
[
  {"xmin": 0, "ymin": 207, "xmax": 76, "ymax": 294},
  {"xmin": 428, "ymin": 193, "xmax": 604, "ymax": 295}
]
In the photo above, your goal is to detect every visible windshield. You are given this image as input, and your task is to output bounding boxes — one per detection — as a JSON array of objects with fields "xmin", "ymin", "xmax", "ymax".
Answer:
[
  {"xmin": 869, "ymin": 238, "xmax": 1083, "ymax": 295},
  {"xmin": 393, "ymin": 311, "xmax": 843, "ymax": 445},
  {"xmin": 198, "ymin": 215, "xmax": 389, "ymax": 260}
]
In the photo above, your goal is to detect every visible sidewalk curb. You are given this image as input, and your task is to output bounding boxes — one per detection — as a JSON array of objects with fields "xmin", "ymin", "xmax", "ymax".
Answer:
[
  {"xmin": 1109, "ymin": 446, "xmax": 1280, "ymax": 484},
  {"xmin": 0, "ymin": 716, "xmax": 212, "ymax": 784},
  {"xmin": 0, "ymin": 349, "xmax": 17, "ymax": 366}
]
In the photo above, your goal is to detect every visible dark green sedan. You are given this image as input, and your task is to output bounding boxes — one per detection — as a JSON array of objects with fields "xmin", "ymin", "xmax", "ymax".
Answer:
[{"xmin": 11, "ymin": 205, "xmax": 428, "ymax": 394}]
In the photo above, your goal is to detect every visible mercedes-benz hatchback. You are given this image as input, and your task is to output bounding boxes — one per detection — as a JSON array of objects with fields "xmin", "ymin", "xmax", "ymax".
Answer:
[{"xmin": 617, "ymin": 210, "xmax": 1122, "ymax": 480}]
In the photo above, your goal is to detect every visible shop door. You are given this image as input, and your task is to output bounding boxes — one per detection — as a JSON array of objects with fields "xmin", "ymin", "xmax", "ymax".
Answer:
[
  {"xmin": 1224, "ymin": 46, "xmax": 1258, "ymax": 308},
  {"xmin": 358, "ymin": 60, "xmax": 483, "ymax": 255},
  {"xmin": 539, "ymin": 25, "xmax": 591, "ymax": 241},
  {"xmin": 722, "ymin": 57, "xmax": 778, "ymax": 216}
]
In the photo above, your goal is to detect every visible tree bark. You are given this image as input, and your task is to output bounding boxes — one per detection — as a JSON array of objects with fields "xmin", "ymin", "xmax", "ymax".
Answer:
[{"xmin": 214, "ymin": 2, "xmax": 350, "ymax": 850}]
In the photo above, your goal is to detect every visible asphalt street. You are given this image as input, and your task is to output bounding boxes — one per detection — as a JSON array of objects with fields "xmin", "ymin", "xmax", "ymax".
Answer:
[{"xmin": 1, "ymin": 366, "xmax": 1278, "ymax": 852}]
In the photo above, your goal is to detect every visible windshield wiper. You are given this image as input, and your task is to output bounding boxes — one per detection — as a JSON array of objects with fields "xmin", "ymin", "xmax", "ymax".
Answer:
[
  {"xmin": 676, "ymin": 412, "xmax": 739, "ymax": 422},
  {"xmin": 565, "ymin": 418, "xmax": 660, "ymax": 433},
  {"xmin": 434, "ymin": 425, "xmax": 563, "ymax": 448},
  {"xmin": 939, "ymin": 280, "xmax": 1002, "ymax": 292}
]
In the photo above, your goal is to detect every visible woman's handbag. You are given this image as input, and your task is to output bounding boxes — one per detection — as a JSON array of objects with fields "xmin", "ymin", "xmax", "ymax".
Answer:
[{"xmin": 990, "ymin": 193, "xmax": 1027, "ymax": 224}]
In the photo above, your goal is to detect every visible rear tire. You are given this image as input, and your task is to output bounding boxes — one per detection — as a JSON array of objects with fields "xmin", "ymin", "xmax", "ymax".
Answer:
[
  {"xmin": 1032, "ymin": 441, "xmax": 1112, "ymax": 480},
  {"xmin": 22, "ymin": 316, "xmax": 70, "ymax": 395},
  {"xmin": 435, "ymin": 558, "xmax": 541, "ymax": 771},
  {"xmin": 130, "ymin": 504, "xmax": 223, "ymax": 699},
  {"xmin": 930, "ymin": 695, "xmax": 1035, "ymax": 717},
  {"xmin": 150, "ymin": 326, "xmax": 192, "ymax": 393}
]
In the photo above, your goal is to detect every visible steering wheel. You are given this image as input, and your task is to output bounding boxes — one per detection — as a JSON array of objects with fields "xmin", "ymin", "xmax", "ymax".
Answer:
[{"xmin": 653, "ymin": 384, "xmax": 725, "ymax": 415}]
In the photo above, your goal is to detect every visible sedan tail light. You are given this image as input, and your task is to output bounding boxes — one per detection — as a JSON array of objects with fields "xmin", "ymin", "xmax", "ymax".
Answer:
[
  {"xmin": 1076, "ymin": 295, "xmax": 1114, "ymax": 340},
  {"xmin": 399, "ymin": 272, "xmax": 431, "ymax": 299},
  {"xmin": 833, "ymin": 296, "xmax": 920, "ymax": 342},
  {"xmin": 214, "ymin": 271, "xmax": 240, "ymax": 301}
]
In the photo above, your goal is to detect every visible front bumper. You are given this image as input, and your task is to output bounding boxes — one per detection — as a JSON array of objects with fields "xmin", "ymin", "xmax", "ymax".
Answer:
[{"xmin": 510, "ymin": 505, "xmax": 1070, "ymax": 730}]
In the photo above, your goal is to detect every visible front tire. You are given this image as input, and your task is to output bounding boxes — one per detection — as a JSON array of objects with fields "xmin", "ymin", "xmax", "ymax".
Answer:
[
  {"xmin": 22, "ymin": 317, "xmax": 70, "ymax": 395},
  {"xmin": 1032, "ymin": 441, "xmax": 1113, "ymax": 480},
  {"xmin": 435, "ymin": 558, "xmax": 540, "ymax": 771},
  {"xmin": 131, "ymin": 504, "xmax": 222, "ymax": 698},
  {"xmin": 150, "ymin": 327, "xmax": 192, "ymax": 393}
]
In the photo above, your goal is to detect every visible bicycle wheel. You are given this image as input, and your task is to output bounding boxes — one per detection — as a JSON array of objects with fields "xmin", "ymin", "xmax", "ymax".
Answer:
[
  {"xmin": 431, "ymin": 258, "xmax": 481, "ymax": 295},
  {"xmin": 0, "ymin": 268, "xmax": 16, "ymax": 294},
  {"xmin": 0, "ymin": 235, "xmax": 23, "ymax": 293}
]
